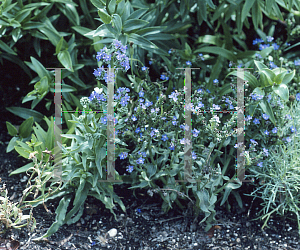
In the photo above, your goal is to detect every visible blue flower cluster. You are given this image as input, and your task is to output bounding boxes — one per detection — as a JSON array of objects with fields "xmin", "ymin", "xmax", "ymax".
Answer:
[{"xmin": 93, "ymin": 40, "xmax": 130, "ymax": 83}]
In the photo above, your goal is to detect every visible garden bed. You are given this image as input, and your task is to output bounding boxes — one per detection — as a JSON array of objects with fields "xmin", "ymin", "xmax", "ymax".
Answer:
[{"xmin": 0, "ymin": 137, "xmax": 299, "ymax": 250}]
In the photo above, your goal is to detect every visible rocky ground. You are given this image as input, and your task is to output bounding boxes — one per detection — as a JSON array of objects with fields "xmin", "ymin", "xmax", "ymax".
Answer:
[{"xmin": 0, "ymin": 125, "xmax": 300, "ymax": 250}]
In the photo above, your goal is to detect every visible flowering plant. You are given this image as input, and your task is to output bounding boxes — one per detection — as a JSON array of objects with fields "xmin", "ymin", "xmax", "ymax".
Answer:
[
  {"xmin": 245, "ymin": 98, "xmax": 300, "ymax": 236},
  {"xmin": 73, "ymin": 40, "xmax": 245, "ymax": 233}
]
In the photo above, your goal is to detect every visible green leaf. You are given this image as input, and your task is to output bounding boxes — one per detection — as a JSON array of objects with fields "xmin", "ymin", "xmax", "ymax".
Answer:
[
  {"xmin": 241, "ymin": 0, "xmax": 255, "ymax": 23},
  {"xmin": 90, "ymin": 0, "xmax": 105, "ymax": 9},
  {"xmin": 225, "ymin": 70, "xmax": 259, "ymax": 90},
  {"xmin": 194, "ymin": 46, "xmax": 237, "ymax": 62},
  {"xmin": 127, "ymin": 9, "xmax": 148, "ymax": 20},
  {"xmin": 206, "ymin": 0, "xmax": 216, "ymax": 9},
  {"xmin": 0, "ymin": 40, "xmax": 17, "ymax": 55},
  {"xmin": 260, "ymin": 46, "xmax": 273, "ymax": 58},
  {"xmin": 9, "ymin": 162, "xmax": 34, "ymax": 176},
  {"xmin": 37, "ymin": 196, "xmax": 72, "ymax": 239},
  {"xmin": 73, "ymin": 178, "xmax": 86, "ymax": 206},
  {"xmin": 254, "ymin": 60, "xmax": 268, "ymax": 71},
  {"xmin": 281, "ymin": 69, "xmax": 295, "ymax": 85},
  {"xmin": 64, "ymin": 3, "xmax": 80, "ymax": 26},
  {"xmin": 272, "ymin": 84, "xmax": 289, "ymax": 102},
  {"xmin": 220, "ymin": 182, "xmax": 242, "ymax": 206},
  {"xmin": 56, "ymin": 37, "xmax": 65, "ymax": 55},
  {"xmin": 258, "ymin": 99, "xmax": 276, "ymax": 126},
  {"xmin": 19, "ymin": 117, "xmax": 34, "ymax": 138},
  {"xmin": 6, "ymin": 107, "xmax": 44, "ymax": 123},
  {"xmin": 123, "ymin": 19, "xmax": 148, "ymax": 32},
  {"xmin": 6, "ymin": 121, "xmax": 18, "ymax": 137},
  {"xmin": 71, "ymin": 26, "xmax": 93, "ymax": 37},
  {"xmin": 6, "ymin": 137, "xmax": 18, "ymax": 153},
  {"xmin": 22, "ymin": 21, "xmax": 44, "ymax": 30},
  {"xmin": 197, "ymin": 35, "xmax": 222, "ymax": 46},
  {"xmin": 260, "ymin": 68, "xmax": 276, "ymax": 85},
  {"xmin": 272, "ymin": 1, "xmax": 284, "ymax": 21},
  {"xmin": 198, "ymin": 0, "xmax": 207, "ymax": 22},
  {"xmin": 98, "ymin": 9, "xmax": 112, "ymax": 24},
  {"xmin": 58, "ymin": 50, "xmax": 74, "ymax": 72},
  {"xmin": 39, "ymin": 26, "xmax": 61, "ymax": 46},
  {"xmin": 128, "ymin": 33, "xmax": 158, "ymax": 50},
  {"xmin": 14, "ymin": 146, "xmax": 31, "ymax": 159},
  {"xmin": 96, "ymin": 147, "xmax": 106, "ymax": 178},
  {"xmin": 247, "ymin": 103, "xmax": 259, "ymax": 117},
  {"xmin": 29, "ymin": 57, "xmax": 52, "ymax": 80},
  {"xmin": 252, "ymin": 0, "xmax": 260, "ymax": 30},
  {"xmin": 35, "ymin": 76, "xmax": 49, "ymax": 94},
  {"xmin": 266, "ymin": 0, "xmax": 275, "ymax": 16},
  {"xmin": 112, "ymin": 13, "xmax": 122, "ymax": 34},
  {"xmin": 274, "ymin": 71, "xmax": 287, "ymax": 85},
  {"xmin": 107, "ymin": 0, "xmax": 116, "ymax": 15}
]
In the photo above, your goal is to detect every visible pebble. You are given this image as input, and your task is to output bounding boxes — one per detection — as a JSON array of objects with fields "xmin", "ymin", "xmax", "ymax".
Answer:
[{"xmin": 107, "ymin": 228, "xmax": 117, "ymax": 237}]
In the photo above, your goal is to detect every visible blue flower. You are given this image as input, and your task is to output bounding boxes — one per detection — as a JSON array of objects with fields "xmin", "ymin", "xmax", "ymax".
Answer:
[
  {"xmin": 138, "ymin": 151, "xmax": 147, "ymax": 157},
  {"xmin": 206, "ymin": 89, "xmax": 211, "ymax": 93},
  {"xmin": 285, "ymin": 114, "xmax": 292, "ymax": 120},
  {"xmin": 119, "ymin": 152, "xmax": 128, "ymax": 159},
  {"xmin": 253, "ymin": 38, "xmax": 264, "ymax": 45},
  {"xmin": 270, "ymin": 61, "xmax": 277, "ymax": 69},
  {"xmin": 91, "ymin": 241, "xmax": 96, "ymax": 246},
  {"xmin": 192, "ymin": 151, "xmax": 197, "ymax": 160},
  {"xmin": 149, "ymin": 61, "xmax": 152, "ymax": 65},
  {"xmin": 135, "ymin": 127, "xmax": 141, "ymax": 133},
  {"xmin": 160, "ymin": 74, "xmax": 169, "ymax": 80},
  {"xmin": 100, "ymin": 116, "xmax": 107, "ymax": 124},
  {"xmin": 169, "ymin": 144, "xmax": 175, "ymax": 150},
  {"xmin": 186, "ymin": 61, "xmax": 192, "ymax": 65},
  {"xmin": 259, "ymin": 44, "xmax": 270, "ymax": 50},
  {"xmin": 199, "ymin": 54, "xmax": 204, "ymax": 60},
  {"xmin": 286, "ymin": 137, "xmax": 292, "ymax": 143},
  {"xmin": 136, "ymin": 157, "xmax": 145, "ymax": 164},
  {"xmin": 266, "ymin": 36, "xmax": 274, "ymax": 42},
  {"xmin": 131, "ymin": 115, "xmax": 137, "ymax": 121},
  {"xmin": 255, "ymin": 53, "xmax": 262, "ymax": 59},
  {"xmin": 197, "ymin": 88, "xmax": 203, "ymax": 94},
  {"xmin": 296, "ymin": 93, "xmax": 300, "ymax": 101},
  {"xmin": 192, "ymin": 128, "xmax": 200, "ymax": 137},
  {"xmin": 161, "ymin": 134, "xmax": 168, "ymax": 141},
  {"xmin": 264, "ymin": 130, "xmax": 269, "ymax": 135},
  {"xmin": 263, "ymin": 148, "xmax": 269, "ymax": 157},
  {"xmin": 213, "ymin": 79, "xmax": 219, "ymax": 84},
  {"xmin": 141, "ymin": 66, "xmax": 147, "ymax": 71},
  {"xmin": 139, "ymin": 90, "xmax": 144, "ymax": 97},
  {"xmin": 272, "ymin": 127, "xmax": 278, "ymax": 133},
  {"xmin": 290, "ymin": 126, "xmax": 297, "ymax": 133},
  {"xmin": 257, "ymin": 162, "xmax": 263, "ymax": 168},
  {"xmin": 136, "ymin": 208, "xmax": 141, "ymax": 213},
  {"xmin": 272, "ymin": 43, "xmax": 280, "ymax": 50},
  {"xmin": 253, "ymin": 118, "xmax": 260, "ymax": 124},
  {"xmin": 120, "ymin": 98, "xmax": 128, "ymax": 107},
  {"xmin": 250, "ymin": 139, "xmax": 258, "ymax": 145},
  {"xmin": 168, "ymin": 92, "xmax": 179, "ymax": 102},
  {"xmin": 168, "ymin": 49, "xmax": 172, "ymax": 54},
  {"xmin": 126, "ymin": 165, "xmax": 134, "ymax": 173},
  {"xmin": 145, "ymin": 101, "xmax": 153, "ymax": 107}
]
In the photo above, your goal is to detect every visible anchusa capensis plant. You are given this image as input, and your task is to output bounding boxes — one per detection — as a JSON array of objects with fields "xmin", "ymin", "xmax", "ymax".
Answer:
[{"xmin": 70, "ymin": 40, "xmax": 246, "ymax": 232}]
